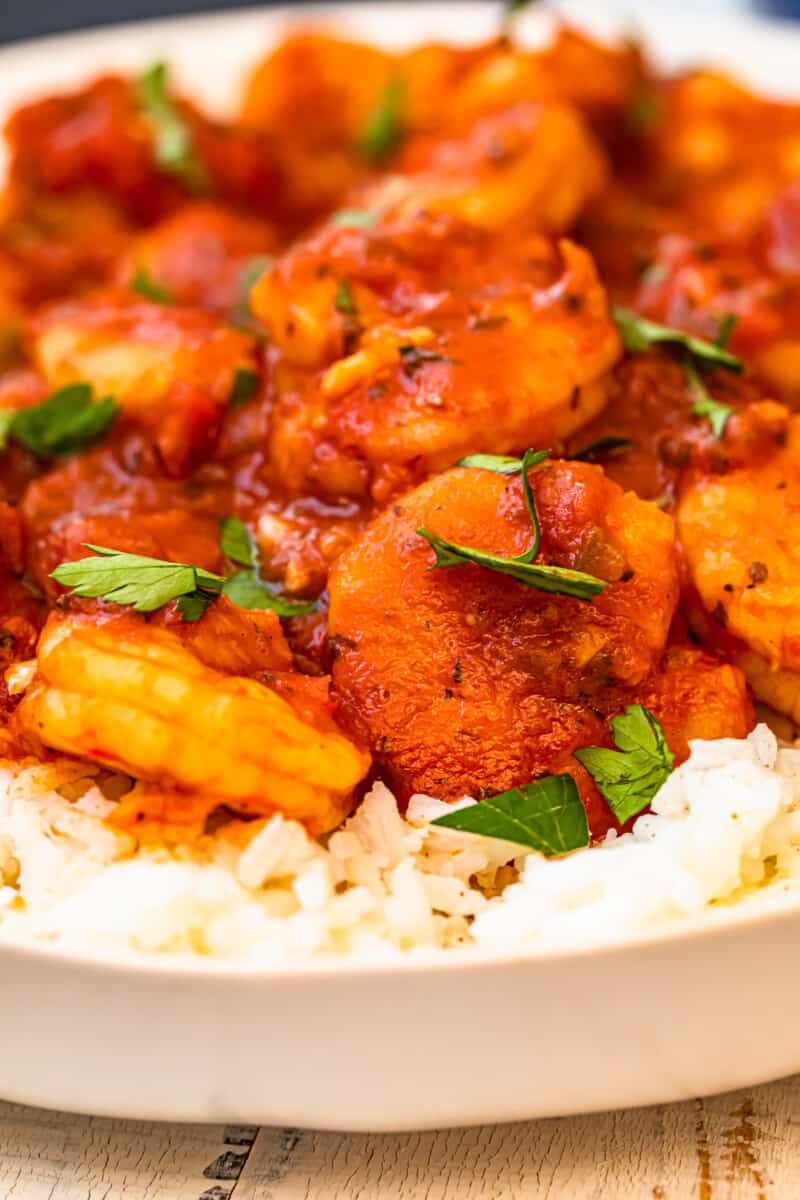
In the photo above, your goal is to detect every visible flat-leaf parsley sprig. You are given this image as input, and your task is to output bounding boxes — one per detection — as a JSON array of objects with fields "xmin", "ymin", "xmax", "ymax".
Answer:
[
  {"xmin": 52, "ymin": 517, "xmax": 316, "ymax": 623},
  {"xmin": 0, "ymin": 383, "xmax": 119, "ymax": 459},
  {"xmin": 357, "ymin": 78, "xmax": 405, "ymax": 161},
  {"xmin": 51, "ymin": 546, "xmax": 224, "ymax": 619},
  {"xmin": 416, "ymin": 449, "xmax": 608, "ymax": 602},
  {"xmin": 431, "ymin": 706, "xmax": 674, "ymax": 855},
  {"xmin": 432, "ymin": 774, "xmax": 590, "ymax": 857},
  {"xmin": 136, "ymin": 61, "xmax": 209, "ymax": 194},
  {"xmin": 613, "ymin": 306, "xmax": 741, "ymax": 439},
  {"xmin": 574, "ymin": 703, "xmax": 675, "ymax": 826},
  {"xmin": 612, "ymin": 307, "xmax": 742, "ymax": 373},
  {"xmin": 219, "ymin": 516, "xmax": 315, "ymax": 617}
]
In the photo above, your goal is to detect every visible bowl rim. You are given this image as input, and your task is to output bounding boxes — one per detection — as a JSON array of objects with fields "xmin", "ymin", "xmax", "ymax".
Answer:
[{"xmin": 4, "ymin": 0, "xmax": 800, "ymax": 984}]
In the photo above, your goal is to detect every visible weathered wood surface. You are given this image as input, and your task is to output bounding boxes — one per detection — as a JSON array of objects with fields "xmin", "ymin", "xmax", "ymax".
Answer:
[{"xmin": 2, "ymin": 1076, "xmax": 799, "ymax": 1198}]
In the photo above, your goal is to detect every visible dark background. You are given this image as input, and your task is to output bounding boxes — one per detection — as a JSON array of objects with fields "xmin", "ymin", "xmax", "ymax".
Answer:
[
  {"xmin": 0, "ymin": 0, "xmax": 798, "ymax": 46},
  {"xmin": 1, "ymin": 0, "xmax": 295, "ymax": 43}
]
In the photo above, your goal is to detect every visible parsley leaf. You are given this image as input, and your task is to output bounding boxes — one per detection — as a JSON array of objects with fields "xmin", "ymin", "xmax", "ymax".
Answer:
[
  {"xmin": 574, "ymin": 704, "xmax": 674, "ymax": 826},
  {"xmin": 219, "ymin": 515, "xmax": 256, "ymax": 568},
  {"xmin": 51, "ymin": 518, "xmax": 318, "ymax": 623},
  {"xmin": 457, "ymin": 452, "xmax": 530, "ymax": 474},
  {"xmin": 239, "ymin": 255, "xmax": 273, "ymax": 296},
  {"xmin": 135, "ymin": 61, "xmax": 209, "ymax": 194},
  {"xmin": 716, "ymin": 311, "xmax": 737, "ymax": 349},
  {"xmin": 2, "ymin": 383, "xmax": 119, "ymax": 459},
  {"xmin": 334, "ymin": 279, "xmax": 356, "ymax": 315},
  {"xmin": 50, "ymin": 545, "xmax": 224, "ymax": 616},
  {"xmin": 398, "ymin": 345, "xmax": 451, "ymax": 374},
  {"xmin": 627, "ymin": 86, "xmax": 662, "ymax": 135},
  {"xmin": 130, "ymin": 266, "xmax": 173, "ymax": 304},
  {"xmin": 419, "ymin": 530, "xmax": 608, "ymax": 600},
  {"xmin": 639, "ymin": 261, "xmax": 669, "ymax": 286},
  {"xmin": 501, "ymin": 0, "xmax": 541, "ymax": 30},
  {"xmin": 229, "ymin": 366, "xmax": 260, "ymax": 408},
  {"xmin": 330, "ymin": 208, "xmax": 379, "ymax": 230},
  {"xmin": 222, "ymin": 570, "xmax": 315, "ymax": 617},
  {"xmin": 431, "ymin": 773, "xmax": 589, "ymax": 857},
  {"xmin": 219, "ymin": 515, "xmax": 315, "ymax": 616},
  {"xmin": 687, "ymin": 362, "xmax": 734, "ymax": 439},
  {"xmin": 175, "ymin": 590, "xmax": 218, "ymax": 621},
  {"xmin": 0, "ymin": 410, "xmax": 14, "ymax": 452},
  {"xmin": 612, "ymin": 306, "xmax": 742, "ymax": 373},
  {"xmin": 418, "ymin": 448, "xmax": 608, "ymax": 602},
  {"xmin": 228, "ymin": 256, "xmax": 272, "ymax": 340},
  {"xmin": 357, "ymin": 78, "xmax": 405, "ymax": 161},
  {"xmin": 570, "ymin": 436, "xmax": 636, "ymax": 462}
]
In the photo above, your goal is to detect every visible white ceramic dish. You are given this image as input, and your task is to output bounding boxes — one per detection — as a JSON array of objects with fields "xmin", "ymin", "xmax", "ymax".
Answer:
[{"xmin": 4, "ymin": 1, "xmax": 800, "ymax": 1131}]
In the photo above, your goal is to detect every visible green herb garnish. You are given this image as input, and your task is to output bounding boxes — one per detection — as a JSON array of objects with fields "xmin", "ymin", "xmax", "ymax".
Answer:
[
  {"xmin": 222, "ymin": 570, "xmax": 315, "ymax": 617},
  {"xmin": 229, "ymin": 366, "xmax": 260, "ymax": 408},
  {"xmin": 417, "ymin": 449, "xmax": 608, "ymax": 602},
  {"xmin": 51, "ymin": 545, "xmax": 224, "ymax": 617},
  {"xmin": 0, "ymin": 410, "xmax": 14, "ymax": 453},
  {"xmin": 574, "ymin": 704, "xmax": 674, "ymax": 826},
  {"xmin": 431, "ymin": 773, "xmax": 589, "ymax": 857},
  {"xmin": 219, "ymin": 516, "xmax": 315, "ymax": 616},
  {"xmin": 501, "ymin": 0, "xmax": 541, "ymax": 33},
  {"xmin": 1, "ymin": 383, "xmax": 118, "ymax": 459},
  {"xmin": 135, "ymin": 61, "xmax": 209, "ymax": 193},
  {"xmin": 715, "ymin": 311, "xmax": 737, "ymax": 350},
  {"xmin": 175, "ymin": 590, "xmax": 218, "ymax": 621},
  {"xmin": 686, "ymin": 362, "xmax": 734, "ymax": 439},
  {"xmin": 330, "ymin": 208, "xmax": 379, "ymax": 230},
  {"xmin": 570, "ymin": 436, "xmax": 636, "ymax": 462},
  {"xmin": 334, "ymin": 279, "xmax": 356, "ymax": 315},
  {"xmin": 431, "ymin": 705, "xmax": 673, "ymax": 852},
  {"xmin": 357, "ymin": 78, "xmax": 405, "ymax": 161},
  {"xmin": 612, "ymin": 306, "xmax": 742, "ymax": 373},
  {"xmin": 239, "ymin": 255, "xmax": 273, "ymax": 295},
  {"xmin": 457, "ymin": 452, "xmax": 528, "ymax": 474},
  {"xmin": 639, "ymin": 261, "xmax": 669, "ymax": 286},
  {"xmin": 627, "ymin": 86, "xmax": 662, "ymax": 135},
  {"xmin": 130, "ymin": 266, "xmax": 173, "ymax": 304},
  {"xmin": 228, "ymin": 256, "xmax": 272, "ymax": 341},
  {"xmin": 52, "ymin": 519, "xmax": 316, "ymax": 623},
  {"xmin": 219, "ymin": 514, "xmax": 256, "ymax": 567},
  {"xmin": 398, "ymin": 345, "xmax": 451, "ymax": 374}
]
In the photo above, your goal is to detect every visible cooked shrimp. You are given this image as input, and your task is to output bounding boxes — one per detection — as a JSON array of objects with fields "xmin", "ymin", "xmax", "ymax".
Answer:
[
  {"xmin": 116, "ymin": 202, "xmax": 276, "ymax": 315},
  {"xmin": 251, "ymin": 214, "xmax": 620, "ymax": 500},
  {"xmin": 30, "ymin": 289, "xmax": 257, "ymax": 474},
  {"xmin": 16, "ymin": 611, "xmax": 370, "ymax": 835},
  {"xmin": 360, "ymin": 103, "xmax": 607, "ymax": 236},
  {"xmin": 328, "ymin": 458, "xmax": 679, "ymax": 827},
  {"xmin": 676, "ymin": 406, "xmax": 800, "ymax": 721}
]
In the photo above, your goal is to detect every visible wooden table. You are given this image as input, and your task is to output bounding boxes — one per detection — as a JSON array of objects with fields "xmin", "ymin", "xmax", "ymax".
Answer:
[{"xmin": 4, "ymin": 1075, "xmax": 800, "ymax": 1198}]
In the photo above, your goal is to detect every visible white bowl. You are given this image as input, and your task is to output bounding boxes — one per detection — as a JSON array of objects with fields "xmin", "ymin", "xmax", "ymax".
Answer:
[{"xmin": 4, "ymin": 1, "xmax": 800, "ymax": 1130}]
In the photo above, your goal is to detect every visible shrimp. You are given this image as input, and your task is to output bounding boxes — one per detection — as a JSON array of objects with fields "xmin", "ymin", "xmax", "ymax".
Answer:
[
  {"xmin": 676, "ymin": 406, "xmax": 800, "ymax": 722},
  {"xmin": 328, "ymin": 458, "xmax": 682, "ymax": 832},
  {"xmin": 251, "ymin": 214, "xmax": 621, "ymax": 500},
  {"xmin": 30, "ymin": 289, "xmax": 257, "ymax": 475},
  {"xmin": 15, "ymin": 609, "xmax": 370, "ymax": 835},
  {"xmin": 360, "ymin": 102, "xmax": 607, "ymax": 236},
  {"xmin": 116, "ymin": 202, "xmax": 276, "ymax": 316}
]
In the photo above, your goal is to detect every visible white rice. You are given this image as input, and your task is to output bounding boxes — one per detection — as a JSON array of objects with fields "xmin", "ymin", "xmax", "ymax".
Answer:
[{"xmin": 1, "ymin": 724, "xmax": 800, "ymax": 962}]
